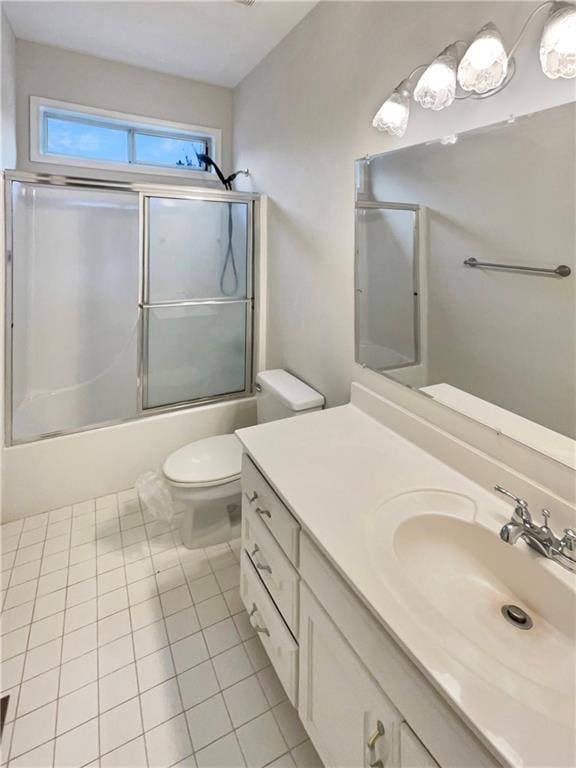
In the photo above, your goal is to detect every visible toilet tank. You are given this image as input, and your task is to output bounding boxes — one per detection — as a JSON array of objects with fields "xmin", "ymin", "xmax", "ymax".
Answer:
[{"xmin": 255, "ymin": 369, "xmax": 324, "ymax": 424}]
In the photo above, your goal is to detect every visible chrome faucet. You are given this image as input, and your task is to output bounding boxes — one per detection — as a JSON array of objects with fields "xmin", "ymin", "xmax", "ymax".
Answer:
[{"xmin": 495, "ymin": 485, "xmax": 576, "ymax": 574}]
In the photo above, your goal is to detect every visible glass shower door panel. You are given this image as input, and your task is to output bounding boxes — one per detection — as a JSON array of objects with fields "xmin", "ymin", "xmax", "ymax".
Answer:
[
  {"xmin": 11, "ymin": 183, "xmax": 140, "ymax": 441},
  {"xmin": 148, "ymin": 198, "xmax": 249, "ymax": 301},
  {"xmin": 356, "ymin": 206, "xmax": 419, "ymax": 371},
  {"xmin": 144, "ymin": 303, "xmax": 247, "ymax": 408}
]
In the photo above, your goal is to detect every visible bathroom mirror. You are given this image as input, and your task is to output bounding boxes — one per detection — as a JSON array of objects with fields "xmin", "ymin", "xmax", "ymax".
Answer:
[{"xmin": 355, "ymin": 102, "xmax": 576, "ymax": 467}]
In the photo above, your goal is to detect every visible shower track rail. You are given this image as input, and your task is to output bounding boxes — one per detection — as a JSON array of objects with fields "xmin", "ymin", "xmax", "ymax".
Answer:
[{"xmin": 3, "ymin": 171, "xmax": 262, "ymax": 446}]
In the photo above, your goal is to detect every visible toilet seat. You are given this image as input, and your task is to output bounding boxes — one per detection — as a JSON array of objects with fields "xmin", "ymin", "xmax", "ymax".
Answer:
[{"xmin": 162, "ymin": 434, "xmax": 242, "ymax": 488}]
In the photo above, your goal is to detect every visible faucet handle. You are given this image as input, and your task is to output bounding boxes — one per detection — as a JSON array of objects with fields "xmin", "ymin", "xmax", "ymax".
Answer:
[
  {"xmin": 494, "ymin": 486, "xmax": 531, "ymax": 521},
  {"xmin": 560, "ymin": 528, "xmax": 576, "ymax": 557},
  {"xmin": 541, "ymin": 509, "xmax": 551, "ymax": 528}
]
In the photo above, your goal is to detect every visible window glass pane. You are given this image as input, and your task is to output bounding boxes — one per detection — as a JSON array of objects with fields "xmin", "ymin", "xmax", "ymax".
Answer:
[
  {"xmin": 45, "ymin": 116, "xmax": 129, "ymax": 162},
  {"xmin": 148, "ymin": 198, "xmax": 248, "ymax": 300},
  {"xmin": 134, "ymin": 133, "xmax": 207, "ymax": 169},
  {"xmin": 144, "ymin": 303, "xmax": 247, "ymax": 408}
]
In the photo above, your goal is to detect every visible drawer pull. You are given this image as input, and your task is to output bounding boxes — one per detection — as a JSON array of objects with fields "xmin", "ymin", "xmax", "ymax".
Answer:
[
  {"xmin": 253, "ymin": 623, "xmax": 270, "ymax": 637},
  {"xmin": 367, "ymin": 720, "xmax": 385, "ymax": 768},
  {"xmin": 256, "ymin": 507, "xmax": 271, "ymax": 519},
  {"xmin": 251, "ymin": 544, "xmax": 260, "ymax": 557},
  {"xmin": 255, "ymin": 561, "xmax": 272, "ymax": 575},
  {"xmin": 248, "ymin": 602, "xmax": 259, "ymax": 618},
  {"xmin": 245, "ymin": 491, "xmax": 258, "ymax": 503}
]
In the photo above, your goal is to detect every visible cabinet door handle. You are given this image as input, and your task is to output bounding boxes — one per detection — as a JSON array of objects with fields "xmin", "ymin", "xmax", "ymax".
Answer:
[
  {"xmin": 256, "ymin": 507, "xmax": 271, "ymax": 519},
  {"xmin": 244, "ymin": 491, "xmax": 258, "ymax": 503},
  {"xmin": 251, "ymin": 544, "xmax": 260, "ymax": 557},
  {"xmin": 248, "ymin": 603, "xmax": 259, "ymax": 617},
  {"xmin": 253, "ymin": 623, "xmax": 270, "ymax": 637},
  {"xmin": 367, "ymin": 720, "xmax": 385, "ymax": 768},
  {"xmin": 255, "ymin": 560, "xmax": 272, "ymax": 575}
]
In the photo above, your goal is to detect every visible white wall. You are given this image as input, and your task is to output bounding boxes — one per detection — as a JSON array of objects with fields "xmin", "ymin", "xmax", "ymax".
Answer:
[
  {"xmin": 1, "ymin": 7, "xmax": 16, "ymax": 169},
  {"xmin": 15, "ymin": 39, "xmax": 234, "ymax": 184},
  {"xmin": 233, "ymin": 1, "xmax": 576, "ymax": 408}
]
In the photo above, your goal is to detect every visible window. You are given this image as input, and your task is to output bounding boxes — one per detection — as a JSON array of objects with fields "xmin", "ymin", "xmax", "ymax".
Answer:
[{"xmin": 31, "ymin": 97, "xmax": 221, "ymax": 178}]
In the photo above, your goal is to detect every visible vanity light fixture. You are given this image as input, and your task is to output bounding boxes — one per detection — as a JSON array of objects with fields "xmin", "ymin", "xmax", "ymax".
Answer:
[
  {"xmin": 457, "ymin": 23, "xmax": 508, "ymax": 94},
  {"xmin": 414, "ymin": 44, "xmax": 460, "ymax": 109},
  {"xmin": 373, "ymin": 1, "xmax": 576, "ymax": 137}
]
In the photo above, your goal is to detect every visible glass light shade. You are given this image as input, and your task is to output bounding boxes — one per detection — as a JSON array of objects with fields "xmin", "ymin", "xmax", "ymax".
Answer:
[
  {"xmin": 457, "ymin": 23, "xmax": 508, "ymax": 93},
  {"xmin": 372, "ymin": 83, "xmax": 411, "ymax": 137},
  {"xmin": 540, "ymin": 4, "xmax": 576, "ymax": 79},
  {"xmin": 414, "ymin": 47, "xmax": 458, "ymax": 110}
]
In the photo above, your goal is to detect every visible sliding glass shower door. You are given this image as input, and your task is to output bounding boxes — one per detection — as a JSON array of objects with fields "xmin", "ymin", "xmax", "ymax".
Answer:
[
  {"xmin": 10, "ymin": 182, "xmax": 140, "ymax": 442},
  {"xmin": 6, "ymin": 178, "xmax": 256, "ymax": 445},
  {"xmin": 142, "ymin": 197, "xmax": 251, "ymax": 408}
]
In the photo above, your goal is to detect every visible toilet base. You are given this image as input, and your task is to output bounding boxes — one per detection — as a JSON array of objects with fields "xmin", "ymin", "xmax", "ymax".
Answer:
[{"xmin": 168, "ymin": 479, "xmax": 242, "ymax": 551}]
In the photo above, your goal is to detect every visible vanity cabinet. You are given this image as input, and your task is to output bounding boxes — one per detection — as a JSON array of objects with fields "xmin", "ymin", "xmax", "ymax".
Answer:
[
  {"xmin": 240, "ymin": 455, "xmax": 501, "ymax": 768},
  {"xmin": 299, "ymin": 583, "xmax": 401, "ymax": 768}
]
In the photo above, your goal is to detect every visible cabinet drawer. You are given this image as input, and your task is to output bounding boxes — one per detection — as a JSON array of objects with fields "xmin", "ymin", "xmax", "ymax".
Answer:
[
  {"xmin": 240, "ymin": 550, "xmax": 299, "ymax": 705},
  {"xmin": 242, "ymin": 454, "xmax": 300, "ymax": 564},
  {"xmin": 243, "ymin": 503, "xmax": 299, "ymax": 636},
  {"xmin": 400, "ymin": 723, "xmax": 440, "ymax": 767}
]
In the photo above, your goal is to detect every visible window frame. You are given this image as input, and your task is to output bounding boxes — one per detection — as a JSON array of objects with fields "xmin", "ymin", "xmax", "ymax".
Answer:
[{"xmin": 30, "ymin": 96, "xmax": 222, "ymax": 180}]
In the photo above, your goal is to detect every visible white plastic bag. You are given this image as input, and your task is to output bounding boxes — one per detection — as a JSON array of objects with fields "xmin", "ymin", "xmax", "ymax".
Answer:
[{"xmin": 135, "ymin": 471, "xmax": 177, "ymax": 525}]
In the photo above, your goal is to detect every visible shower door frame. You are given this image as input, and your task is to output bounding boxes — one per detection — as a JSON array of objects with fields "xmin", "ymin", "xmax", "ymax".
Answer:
[{"xmin": 3, "ymin": 171, "xmax": 260, "ymax": 446}]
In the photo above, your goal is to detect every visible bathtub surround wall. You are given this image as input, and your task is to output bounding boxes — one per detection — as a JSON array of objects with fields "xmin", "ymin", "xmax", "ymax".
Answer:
[
  {"xmin": 1, "ymin": 9, "xmax": 16, "ymax": 170},
  {"xmin": 233, "ymin": 1, "xmax": 576, "ymax": 409},
  {"xmin": 14, "ymin": 40, "xmax": 234, "ymax": 184}
]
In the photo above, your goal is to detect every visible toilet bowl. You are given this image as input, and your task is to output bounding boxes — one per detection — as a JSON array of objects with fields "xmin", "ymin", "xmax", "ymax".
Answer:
[{"xmin": 163, "ymin": 369, "xmax": 324, "ymax": 549}]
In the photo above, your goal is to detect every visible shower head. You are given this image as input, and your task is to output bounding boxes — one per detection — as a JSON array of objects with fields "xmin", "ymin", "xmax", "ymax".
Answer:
[{"xmin": 195, "ymin": 152, "xmax": 250, "ymax": 191}]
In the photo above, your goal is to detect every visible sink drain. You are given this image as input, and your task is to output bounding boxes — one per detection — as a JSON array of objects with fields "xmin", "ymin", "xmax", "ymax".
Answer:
[{"xmin": 501, "ymin": 604, "xmax": 533, "ymax": 630}]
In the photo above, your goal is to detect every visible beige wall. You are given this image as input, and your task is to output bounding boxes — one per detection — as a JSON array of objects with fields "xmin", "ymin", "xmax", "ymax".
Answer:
[
  {"xmin": 15, "ymin": 39, "xmax": 234, "ymax": 185},
  {"xmin": 233, "ymin": 1, "xmax": 576, "ymax": 407}
]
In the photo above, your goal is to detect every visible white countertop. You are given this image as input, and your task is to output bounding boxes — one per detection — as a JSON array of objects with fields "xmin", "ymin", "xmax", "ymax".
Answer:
[{"xmin": 236, "ymin": 403, "xmax": 576, "ymax": 768}]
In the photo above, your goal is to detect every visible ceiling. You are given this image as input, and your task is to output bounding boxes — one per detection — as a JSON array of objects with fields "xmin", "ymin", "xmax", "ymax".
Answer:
[{"xmin": 3, "ymin": 0, "xmax": 317, "ymax": 88}]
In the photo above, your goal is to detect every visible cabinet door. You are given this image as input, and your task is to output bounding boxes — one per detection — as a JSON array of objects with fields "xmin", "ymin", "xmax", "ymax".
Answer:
[
  {"xmin": 299, "ymin": 584, "xmax": 401, "ymax": 768},
  {"xmin": 399, "ymin": 724, "xmax": 440, "ymax": 768}
]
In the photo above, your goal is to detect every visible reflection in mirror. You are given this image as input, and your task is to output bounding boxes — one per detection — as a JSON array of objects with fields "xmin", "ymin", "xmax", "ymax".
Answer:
[{"xmin": 355, "ymin": 102, "xmax": 576, "ymax": 467}]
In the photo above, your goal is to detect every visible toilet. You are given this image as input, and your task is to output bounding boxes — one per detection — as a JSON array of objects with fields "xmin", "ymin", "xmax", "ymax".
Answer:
[{"xmin": 163, "ymin": 369, "xmax": 324, "ymax": 549}]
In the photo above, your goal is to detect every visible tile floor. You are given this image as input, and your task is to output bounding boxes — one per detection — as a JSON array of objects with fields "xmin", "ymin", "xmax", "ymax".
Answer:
[{"xmin": 0, "ymin": 490, "xmax": 323, "ymax": 768}]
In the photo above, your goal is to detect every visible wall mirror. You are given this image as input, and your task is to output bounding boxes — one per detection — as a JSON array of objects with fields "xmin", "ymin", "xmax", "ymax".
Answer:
[{"xmin": 355, "ymin": 102, "xmax": 576, "ymax": 468}]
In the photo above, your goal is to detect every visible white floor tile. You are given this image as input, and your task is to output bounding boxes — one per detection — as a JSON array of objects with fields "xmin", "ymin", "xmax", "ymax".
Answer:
[
  {"xmin": 140, "ymin": 677, "xmax": 183, "ymax": 731},
  {"xmin": 23, "ymin": 637, "xmax": 62, "ymax": 681},
  {"xmin": 14, "ymin": 542, "xmax": 44, "ymax": 567},
  {"xmin": 23, "ymin": 513, "xmax": 48, "ymax": 532},
  {"xmin": 97, "ymin": 566, "xmax": 126, "ymax": 596},
  {"xmin": 267, "ymin": 753, "xmax": 296, "ymax": 768},
  {"xmin": 125, "ymin": 558, "xmax": 155, "ymax": 585},
  {"xmin": 206, "ymin": 545, "xmax": 236, "ymax": 573},
  {"xmin": 171, "ymin": 632, "xmax": 209, "ymax": 674},
  {"xmin": 97, "ymin": 586, "xmax": 129, "ymax": 619},
  {"xmin": 156, "ymin": 565, "xmax": 186, "ymax": 594},
  {"xmin": 28, "ymin": 611, "xmax": 64, "ymax": 649},
  {"xmin": 98, "ymin": 634, "xmax": 135, "ymax": 677},
  {"xmin": 223, "ymin": 675, "xmax": 269, "ymax": 728},
  {"xmin": 43, "ymin": 534, "xmax": 71, "ymax": 557},
  {"xmin": 290, "ymin": 740, "xmax": 323, "ymax": 768},
  {"xmin": 2, "ymin": 626, "xmax": 29, "ymax": 660},
  {"xmin": 66, "ymin": 578, "xmax": 97, "ymax": 608},
  {"xmin": 212, "ymin": 644, "xmax": 254, "ymax": 690},
  {"xmin": 100, "ymin": 696, "xmax": 143, "ymax": 755},
  {"xmin": 17, "ymin": 666, "xmax": 59, "ymax": 716},
  {"xmin": 133, "ymin": 620, "xmax": 168, "ymax": 660},
  {"xmin": 214, "ymin": 565, "xmax": 240, "ymax": 593},
  {"xmin": 8, "ymin": 739, "xmax": 55, "ymax": 768},
  {"xmin": 18, "ymin": 528, "xmax": 47, "ymax": 549},
  {"xmin": 236, "ymin": 711, "xmax": 288, "ymax": 768},
  {"xmin": 185, "ymin": 693, "xmax": 233, "ymax": 751},
  {"xmin": 160, "ymin": 584, "xmax": 192, "ymax": 618},
  {"xmin": 181, "ymin": 553, "xmax": 211, "ymax": 584},
  {"xmin": 203, "ymin": 618, "xmax": 241, "ymax": 657},
  {"xmin": 127, "ymin": 575, "xmax": 158, "ymax": 606},
  {"xmin": 130, "ymin": 596, "xmax": 164, "ymax": 631},
  {"xmin": 59, "ymin": 650, "xmax": 98, "ymax": 697},
  {"xmin": 244, "ymin": 637, "xmax": 269, "ymax": 672},
  {"xmin": 67, "ymin": 560, "xmax": 96, "ymax": 586},
  {"xmin": 34, "ymin": 589, "xmax": 67, "ymax": 621},
  {"xmin": 222, "ymin": 588, "xmax": 243, "ymax": 616},
  {"xmin": 10, "ymin": 700, "xmax": 57, "ymax": 759},
  {"xmin": 1, "ymin": 652, "xmax": 24, "ymax": 690},
  {"xmin": 195, "ymin": 732, "xmax": 246, "ymax": 768},
  {"xmin": 189, "ymin": 575, "xmax": 220, "ymax": 604},
  {"xmin": 1, "ymin": 602, "xmax": 34, "ymax": 635},
  {"xmin": 61, "ymin": 622, "xmax": 97, "ymax": 663},
  {"xmin": 136, "ymin": 646, "xmax": 175, "ymax": 692},
  {"xmin": 64, "ymin": 599, "xmax": 97, "ymax": 634},
  {"xmin": 257, "ymin": 666, "xmax": 287, "ymax": 708},
  {"xmin": 165, "ymin": 607, "xmax": 200, "ymax": 644},
  {"xmin": 232, "ymin": 612, "xmax": 255, "ymax": 642},
  {"xmin": 41, "ymin": 551, "xmax": 70, "ymax": 576},
  {"xmin": 99, "ymin": 663, "xmax": 139, "ymax": 713},
  {"xmin": 37, "ymin": 569, "xmax": 68, "ymax": 598},
  {"xmin": 9, "ymin": 560, "xmax": 41, "ymax": 587},
  {"xmin": 196, "ymin": 595, "xmax": 230, "ymax": 629},
  {"xmin": 4, "ymin": 581, "xmax": 36, "ymax": 611},
  {"xmin": 98, "ymin": 608, "xmax": 131, "ymax": 646},
  {"xmin": 145, "ymin": 714, "xmax": 193, "ymax": 768},
  {"xmin": 57, "ymin": 681, "xmax": 98, "ymax": 735},
  {"xmin": 69, "ymin": 542, "xmax": 96, "ymax": 566},
  {"xmin": 46, "ymin": 520, "xmax": 71, "ymax": 540},
  {"xmin": 100, "ymin": 735, "xmax": 147, "ymax": 768},
  {"xmin": 54, "ymin": 717, "xmax": 99, "ymax": 768},
  {"xmin": 177, "ymin": 660, "xmax": 219, "ymax": 710}
]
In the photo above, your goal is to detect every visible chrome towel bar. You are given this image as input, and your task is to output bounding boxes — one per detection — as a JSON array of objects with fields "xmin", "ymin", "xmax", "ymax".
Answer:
[{"xmin": 463, "ymin": 257, "xmax": 571, "ymax": 277}]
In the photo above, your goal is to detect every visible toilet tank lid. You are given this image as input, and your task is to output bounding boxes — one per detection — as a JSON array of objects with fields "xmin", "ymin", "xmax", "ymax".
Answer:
[{"xmin": 255, "ymin": 369, "xmax": 324, "ymax": 411}]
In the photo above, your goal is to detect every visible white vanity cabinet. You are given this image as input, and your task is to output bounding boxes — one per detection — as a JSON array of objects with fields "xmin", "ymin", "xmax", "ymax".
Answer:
[{"xmin": 299, "ymin": 583, "xmax": 402, "ymax": 768}]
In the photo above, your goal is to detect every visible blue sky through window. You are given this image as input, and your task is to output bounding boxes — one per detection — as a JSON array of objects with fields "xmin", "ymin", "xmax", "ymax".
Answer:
[
  {"xmin": 134, "ymin": 134, "xmax": 206, "ymax": 168},
  {"xmin": 45, "ymin": 117, "xmax": 129, "ymax": 162}
]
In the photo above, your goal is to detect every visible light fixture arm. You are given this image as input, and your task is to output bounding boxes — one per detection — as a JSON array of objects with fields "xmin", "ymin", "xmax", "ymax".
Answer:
[{"xmin": 508, "ymin": 0, "xmax": 556, "ymax": 58}]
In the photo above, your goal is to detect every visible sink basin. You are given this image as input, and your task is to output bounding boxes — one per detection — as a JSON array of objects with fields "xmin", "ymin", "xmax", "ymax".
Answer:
[{"xmin": 366, "ymin": 490, "xmax": 576, "ymax": 706}]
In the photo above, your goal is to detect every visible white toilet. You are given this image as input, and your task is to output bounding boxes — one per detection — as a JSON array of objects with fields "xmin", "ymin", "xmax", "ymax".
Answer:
[{"xmin": 163, "ymin": 369, "xmax": 324, "ymax": 549}]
